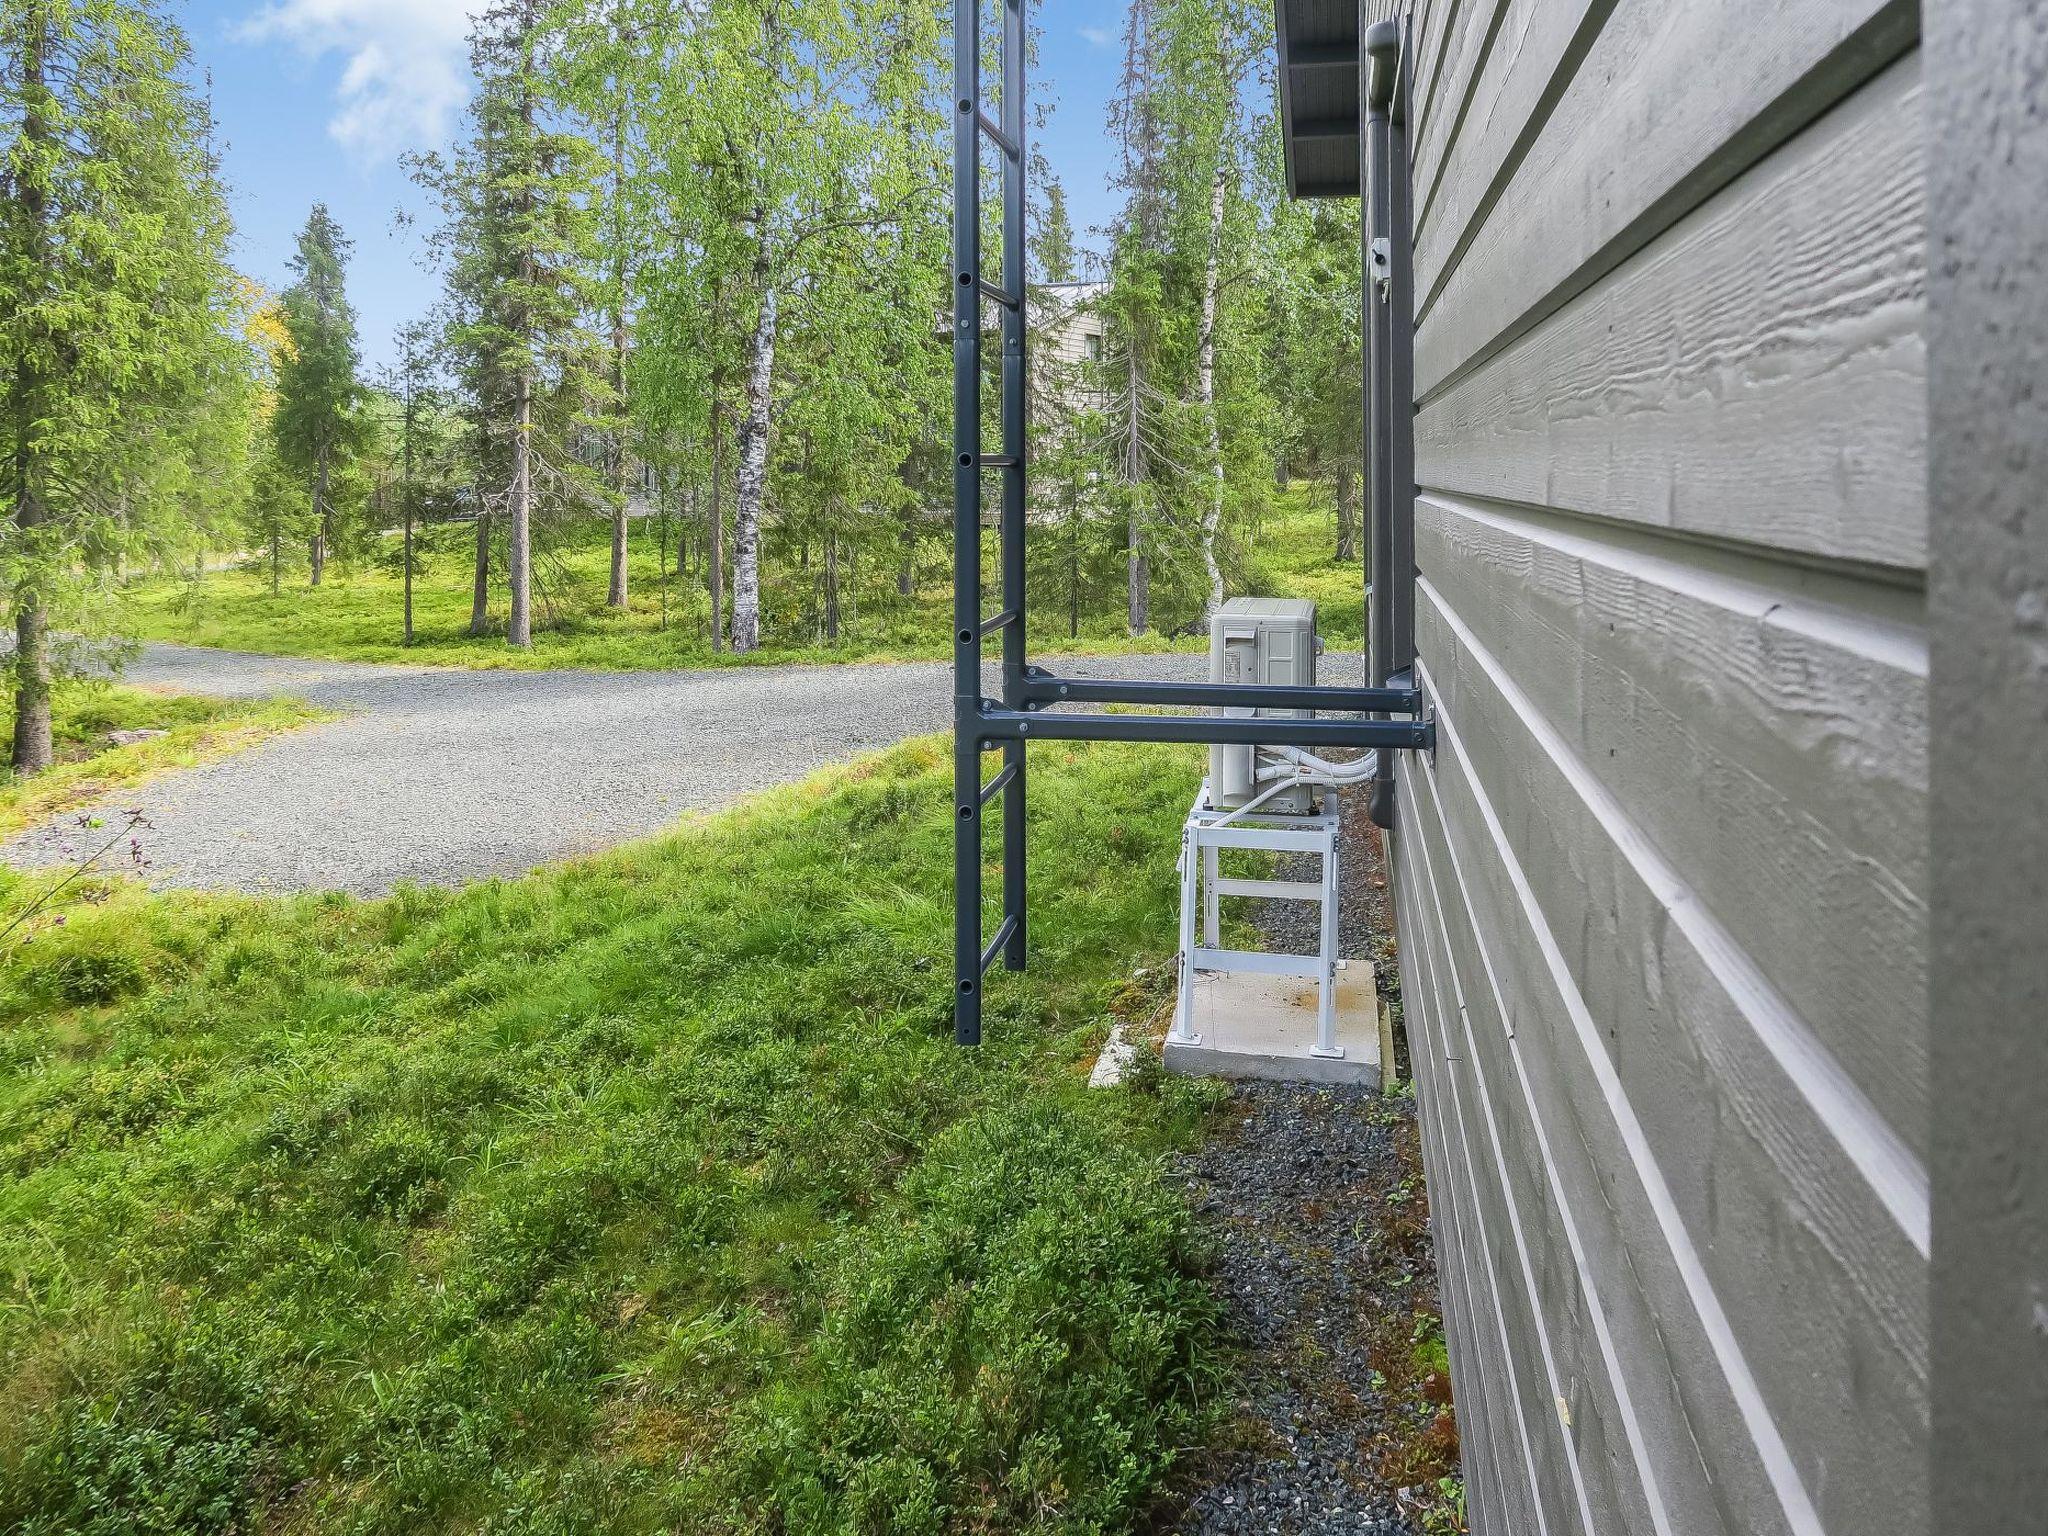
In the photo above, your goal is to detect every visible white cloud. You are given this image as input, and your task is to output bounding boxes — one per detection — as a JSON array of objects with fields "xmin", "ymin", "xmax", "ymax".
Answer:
[
  {"xmin": 239, "ymin": 0, "xmax": 480, "ymax": 159},
  {"xmin": 1078, "ymin": 24, "xmax": 1115, "ymax": 48}
]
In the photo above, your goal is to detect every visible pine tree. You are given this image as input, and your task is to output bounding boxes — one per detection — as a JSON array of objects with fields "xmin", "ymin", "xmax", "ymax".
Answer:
[
  {"xmin": 414, "ymin": 0, "xmax": 604, "ymax": 650},
  {"xmin": 1100, "ymin": 0, "xmax": 1277, "ymax": 632},
  {"xmin": 1, "ymin": 0, "xmax": 241, "ymax": 773},
  {"xmin": 387, "ymin": 320, "xmax": 441, "ymax": 645},
  {"xmin": 274, "ymin": 204, "xmax": 363, "ymax": 585},
  {"xmin": 1033, "ymin": 172, "xmax": 1078, "ymax": 286}
]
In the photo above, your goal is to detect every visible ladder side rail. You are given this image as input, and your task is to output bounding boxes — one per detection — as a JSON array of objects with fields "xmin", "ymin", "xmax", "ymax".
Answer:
[
  {"xmin": 952, "ymin": 0, "xmax": 985, "ymax": 1044},
  {"xmin": 998, "ymin": 0, "xmax": 1028, "ymax": 972}
]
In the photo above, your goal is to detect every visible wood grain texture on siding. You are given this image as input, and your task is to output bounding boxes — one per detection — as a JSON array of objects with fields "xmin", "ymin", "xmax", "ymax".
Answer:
[
  {"xmin": 1412, "ymin": 0, "xmax": 1610, "ymax": 300},
  {"xmin": 1410, "ymin": 0, "xmax": 1520, "ymax": 248},
  {"xmin": 1416, "ymin": 57, "xmax": 1926, "ymax": 571},
  {"xmin": 1398, "ymin": 750, "xmax": 1753, "ymax": 1536},
  {"xmin": 1414, "ymin": 0, "xmax": 1917, "ymax": 402},
  {"xmin": 1396, "ymin": 806, "xmax": 1678, "ymax": 1536},
  {"xmin": 1416, "ymin": 493, "xmax": 1928, "ymax": 1158},
  {"xmin": 1410, "ymin": 0, "xmax": 1466, "ymax": 157},
  {"xmin": 1405, "ymin": 586, "xmax": 1928, "ymax": 1536}
]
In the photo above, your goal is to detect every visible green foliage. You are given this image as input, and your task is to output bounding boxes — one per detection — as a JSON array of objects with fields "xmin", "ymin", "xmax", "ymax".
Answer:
[
  {"xmin": 733, "ymin": 1099, "xmax": 1222, "ymax": 1534},
  {"xmin": 1421, "ymin": 1476, "xmax": 1469, "ymax": 1536},
  {"xmin": 6, "ymin": 1324, "xmax": 294, "ymax": 1536},
  {"xmin": 0, "ymin": 738, "xmax": 1227, "ymax": 1532},
  {"xmin": 0, "ymin": 0, "xmax": 250, "ymax": 763},
  {"xmin": 273, "ymin": 204, "xmax": 367, "ymax": 565},
  {"xmin": 122, "ymin": 483, "xmax": 1357, "ymax": 669}
]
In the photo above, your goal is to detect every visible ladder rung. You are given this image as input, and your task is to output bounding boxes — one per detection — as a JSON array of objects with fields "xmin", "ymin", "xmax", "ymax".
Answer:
[
  {"xmin": 979, "ymin": 761, "xmax": 1018, "ymax": 806},
  {"xmin": 980, "ymin": 914, "xmax": 1019, "ymax": 974},
  {"xmin": 979, "ymin": 607, "xmax": 1017, "ymax": 636},
  {"xmin": 977, "ymin": 109, "xmax": 1020, "ymax": 160},
  {"xmin": 977, "ymin": 454, "xmax": 1019, "ymax": 469},
  {"xmin": 976, "ymin": 277, "xmax": 1020, "ymax": 310}
]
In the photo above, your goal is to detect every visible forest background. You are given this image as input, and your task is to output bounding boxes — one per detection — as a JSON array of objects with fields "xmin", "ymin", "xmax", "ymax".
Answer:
[{"xmin": 1, "ymin": 0, "xmax": 1365, "ymax": 769}]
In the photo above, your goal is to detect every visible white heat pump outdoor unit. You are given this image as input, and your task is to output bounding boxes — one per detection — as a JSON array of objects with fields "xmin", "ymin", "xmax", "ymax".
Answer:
[{"xmin": 1207, "ymin": 596, "xmax": 1319, "ymax": 814}]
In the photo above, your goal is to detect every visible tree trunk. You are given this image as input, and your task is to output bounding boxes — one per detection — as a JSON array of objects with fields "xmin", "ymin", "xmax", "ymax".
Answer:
[
  {"xmin": 402, "ymin": 418, "xmax": 416, "ymax": 644},
  {"xmin": 1125, "ymin": 343, "xmax": 1149, "ymax": 635},
  {"xmin": 606, "ymin": 106, "xmax": 630, "ymax": 610},
  {"xmin": 1335, "ymin": 467, "xmax": 1358, "ymax": 562},
  {"xmin": 1069, "ymin": 508, "xmax": 1081, "ymax": 638},
  {"xmin": 10, "ymin": 594, "xmax": 50, "ymax": 776},
  {"xmin": 731, "ymin": 271, "xmax": 777, "ymax": 654},
  {"xmin": 1196, "ymin": 165, "xmax": 1227, "ymax": 619},
  {"xmin": 659, "ymin": 478, "xmax": 672, "ymax": 630},
  {"xmin": 10, "ymin": 361, "xmax": 50, "ymax": 777},
  {"xmin": 824, "ymin": 528, "xmax": 840, "ymax": 642},
  {"xmin": 709, "ymin": 385, "xmax": 726, "ymax": 650},
  {"xmin": 508, "ymin": 19, "xmax": 537, "ymax": 650},
  {"xmin": 270, "ymin": 529, "xmax": 281, "ymax": 595},
  {"xmin": 470, "ymin": 507, "xmax": 492, "ymax": 635},
  {"xmin": 608, "ymin": 450, "xmax": 629, "ymax": 608},
  {"xmin": 309, "ymin": 444, "xmax": 328, "ymax": 584},
  {"xmin": 10, "ymin": 5, "xmax": 52, "ymax": 775},
  {"xmin": 508, "ymin": 365, "xmax": 533, "ymax": 648}
]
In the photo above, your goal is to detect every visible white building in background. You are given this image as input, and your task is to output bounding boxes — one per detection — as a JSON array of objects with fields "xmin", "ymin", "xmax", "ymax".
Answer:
[{"xmin": 1029, "ymin": 280, "xmax": 1108, "ymax": 420}]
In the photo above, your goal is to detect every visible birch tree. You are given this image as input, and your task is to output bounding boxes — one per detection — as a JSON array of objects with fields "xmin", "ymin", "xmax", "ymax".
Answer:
[
  {"xmin": 636, "ymin": 0, "xmax": 943, "ymax": 653},
  {"xmin": 1158, "ymin": 0, "xmax": 1265, "ymax": 618},
  {"xmin": 1104, "ymin": 0, "xmax": 1167, "ymax": 634}
]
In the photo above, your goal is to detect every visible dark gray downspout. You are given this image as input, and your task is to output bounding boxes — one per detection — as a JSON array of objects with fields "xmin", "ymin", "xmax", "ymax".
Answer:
[{"xmin": 1364, "ymin": 19, "xmax": 1407, "ymax": 828}]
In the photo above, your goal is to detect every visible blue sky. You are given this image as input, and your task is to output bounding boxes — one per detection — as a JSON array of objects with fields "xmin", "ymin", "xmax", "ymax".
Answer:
[{"xmin": 181, "ymin": 0, "xmax": 1131, "ymax": 372}]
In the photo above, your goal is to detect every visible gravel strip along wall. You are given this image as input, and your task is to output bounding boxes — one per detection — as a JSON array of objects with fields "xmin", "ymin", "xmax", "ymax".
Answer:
[{"xmin": 1170, "ymin": 787, "xmax": 1457, "ymax": 1535}]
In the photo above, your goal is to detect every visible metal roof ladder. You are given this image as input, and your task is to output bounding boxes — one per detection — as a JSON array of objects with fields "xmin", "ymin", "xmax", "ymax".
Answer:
[{"xmin": 951, "ymin": 1, "xmax": 1431, "ymax": 1045}]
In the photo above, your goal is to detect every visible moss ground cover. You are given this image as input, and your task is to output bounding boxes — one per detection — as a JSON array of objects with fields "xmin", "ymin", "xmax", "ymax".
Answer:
[
  {"xmin": 126, "ymin": 487, "xmax": 1362, "ymax": 673},
  {"xmin": 0, "ymin": 737, "xmax": 1232, "ymax": 1534},
  {"xmin": 0, "ymin": 681, "xmax": 327, "ymax": 841}
]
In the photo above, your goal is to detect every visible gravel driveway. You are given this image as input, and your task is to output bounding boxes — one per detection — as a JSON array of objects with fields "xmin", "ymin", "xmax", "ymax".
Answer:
[{"xmin": 2, "ymin": 642, "xmax": 1272, "ymax": 896}]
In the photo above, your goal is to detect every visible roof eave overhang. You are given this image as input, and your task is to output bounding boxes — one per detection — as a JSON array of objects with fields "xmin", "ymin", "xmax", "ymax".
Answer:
[{"xmin": 1274, "ymin": 0, "xmax": 1362, "ymax": 200}]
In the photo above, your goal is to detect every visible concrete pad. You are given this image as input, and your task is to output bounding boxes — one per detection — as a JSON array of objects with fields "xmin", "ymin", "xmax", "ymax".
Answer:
[{"xmin": 1164, "ymin": 961, "xmax": 1381, "ymax": 1087}]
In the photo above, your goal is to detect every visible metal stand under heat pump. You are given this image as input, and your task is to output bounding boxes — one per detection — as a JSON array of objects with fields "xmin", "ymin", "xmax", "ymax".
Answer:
[{"xmin": 1165, "ymin": 782, "xmax": 1382, "ymax": 1088}]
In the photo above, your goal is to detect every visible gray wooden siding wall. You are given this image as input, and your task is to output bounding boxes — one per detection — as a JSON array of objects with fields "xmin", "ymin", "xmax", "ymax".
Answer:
[{"xmin": 1386, "ymin": 2, "xmax": 1928, "ymax": 1533}]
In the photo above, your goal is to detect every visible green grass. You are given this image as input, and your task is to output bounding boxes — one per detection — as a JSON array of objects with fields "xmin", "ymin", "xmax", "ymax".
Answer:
[
  {"xmin": 0, "ymin": 736, "xmax": 1233, "ymax": 1534},
  {"xmin": 0, "ymin": 680, "xmax": 328, "ymax": 841},
  {"xmin": 1240, "ymin": 490, "xmax": 1364, "ymax": 651},
  {"xmin": 127, "ymin": 486, "xmax": 1363, "ymax": 672}
]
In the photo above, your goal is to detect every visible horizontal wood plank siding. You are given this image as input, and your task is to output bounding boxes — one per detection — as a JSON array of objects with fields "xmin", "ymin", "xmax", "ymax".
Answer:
[
  {"xmin": 1391, "ymin": 2, "xmax": 1929, "ymax": 1531},
  {"xmin": 1415, "ymin": 57, "xmax": 1926, "ymax": 571},
  {"xmin": 1414, "ymin": 0, "xmax": 1917, "ymax": 402},
  {"xmin": 1415, "ymin": 495, "xmax": 1928, "ymax": 1157}
]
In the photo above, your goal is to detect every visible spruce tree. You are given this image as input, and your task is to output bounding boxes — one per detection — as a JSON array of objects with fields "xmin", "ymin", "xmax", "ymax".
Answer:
[
  {"xmin": 274, "ymin": 205, "xmax": 363, "ymax": 585},
  {"xmin": 416, "ymin": 0, "xmax": 603, "ymax": 649},
  {"xmin": 1, "ymin": 0, "xmax": 240, "ymax": 773},
  {"xmin": 387, "ymin": 320, "xmax": 441, "ymax": 645}
]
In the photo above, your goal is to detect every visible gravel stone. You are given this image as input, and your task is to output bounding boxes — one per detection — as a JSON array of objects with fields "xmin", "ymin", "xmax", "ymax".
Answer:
[{"xmin": 2, "ymin": 643, "xmax": 1366, "ymax": 897}]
